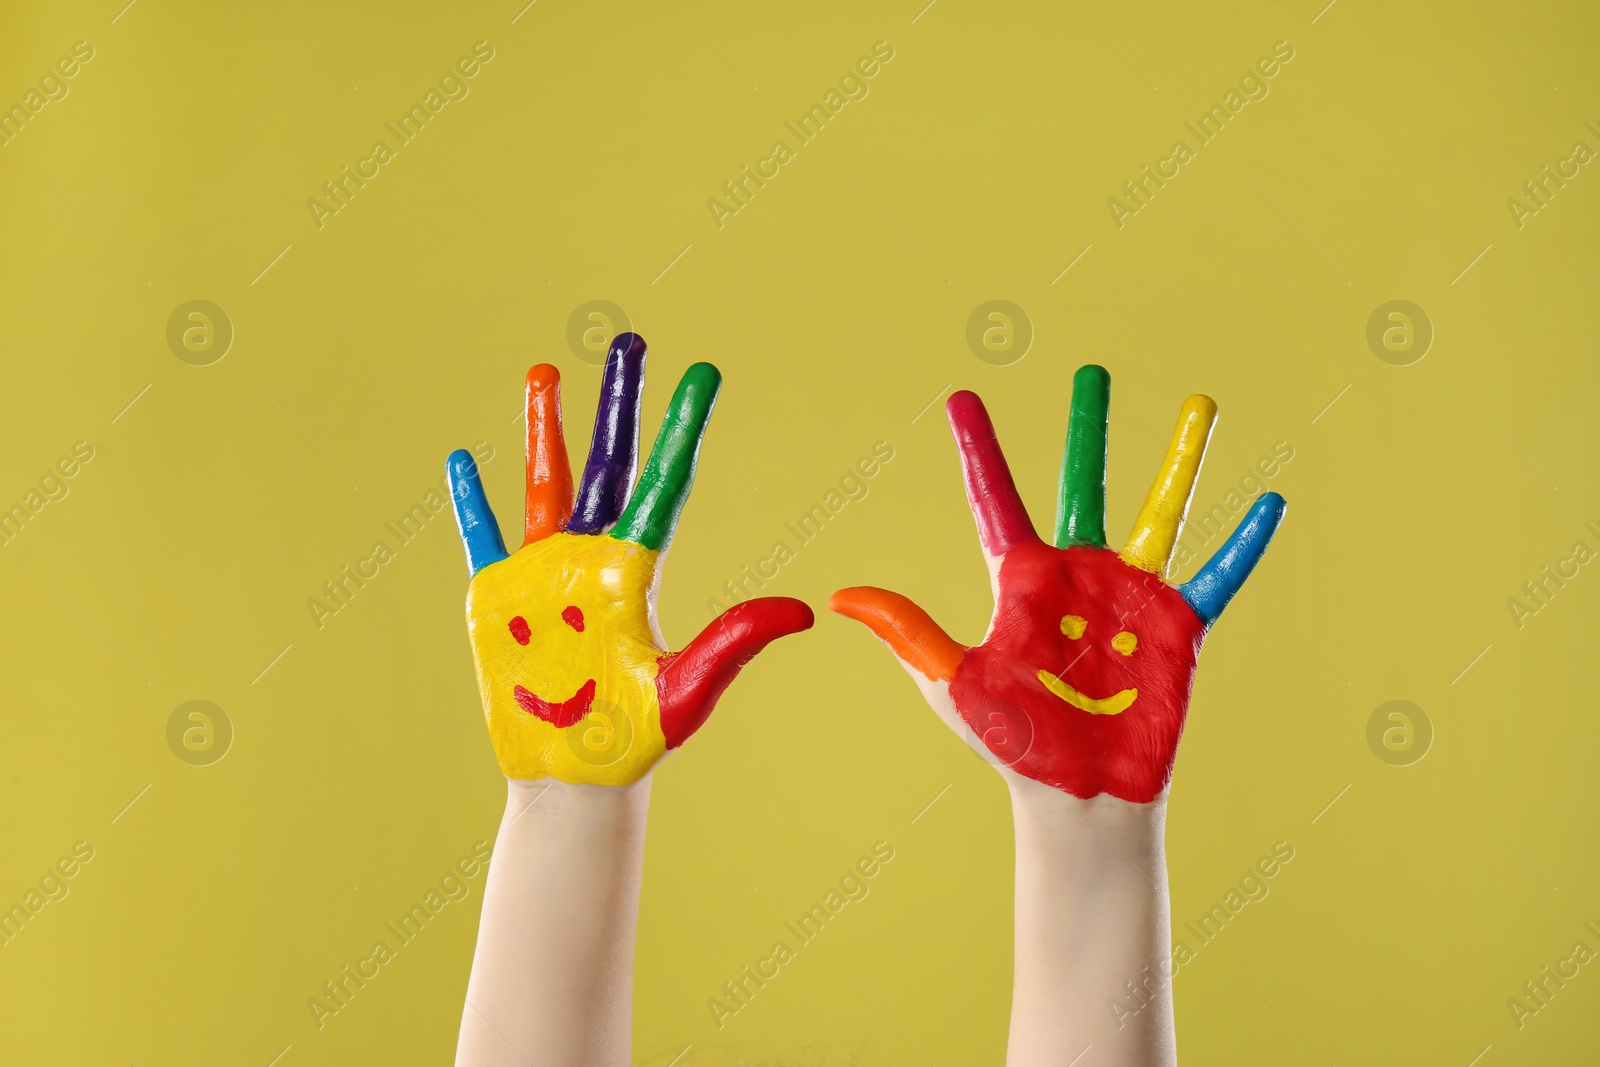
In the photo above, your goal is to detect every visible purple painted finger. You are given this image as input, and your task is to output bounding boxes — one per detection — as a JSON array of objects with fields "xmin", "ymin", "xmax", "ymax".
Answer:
[{"xmin": 568, "ymin": 333, "xmax": 647, "ymax": 534}]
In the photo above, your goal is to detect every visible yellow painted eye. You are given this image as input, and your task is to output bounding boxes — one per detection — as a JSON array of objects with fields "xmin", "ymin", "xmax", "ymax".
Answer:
[
  {"xmin": 1061, "ymin": 615, "xmax": 1087, "ymax": 639},
  {"xmin": 1112, "ymin": 631, "xmax": 1138, "ymax": 656}
]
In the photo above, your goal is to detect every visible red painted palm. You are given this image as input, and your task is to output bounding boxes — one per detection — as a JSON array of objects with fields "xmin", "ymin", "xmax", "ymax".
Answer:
[{"xmin": 832, "ymin": 366, "xmax": 1285, "ymax": 803}]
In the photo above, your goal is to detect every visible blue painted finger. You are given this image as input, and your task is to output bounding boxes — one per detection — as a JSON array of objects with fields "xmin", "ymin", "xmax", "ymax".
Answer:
[
  {"xmin": 1178, "ymin": 492, "xmax": 1286, "ymax": 625},
  {"xmin": 447, "ymin": 449, "xmax": 508, "ymax": 576},
  {"xmin": 568, "ymin": 333, "xmax": 647, "ymax": 534}
]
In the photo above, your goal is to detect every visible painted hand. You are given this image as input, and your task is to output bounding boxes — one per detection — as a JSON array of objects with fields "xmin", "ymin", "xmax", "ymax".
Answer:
[
  {"xmin": 447, "ymin": 335, "xmax": 814, "ymax": 785},
  {"xmin": 831, "ymin": 367, "xmax": 1285, "ymax": 803}
]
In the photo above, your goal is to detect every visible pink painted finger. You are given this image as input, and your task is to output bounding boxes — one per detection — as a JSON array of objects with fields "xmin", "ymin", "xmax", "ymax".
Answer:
[
  {"xmin": 656, "ymin": 598, "xmax": 815, "ymax": 749},
  {"xmin": 946, "ymin": 390, "xmax": 1036, "ymax": 556}
]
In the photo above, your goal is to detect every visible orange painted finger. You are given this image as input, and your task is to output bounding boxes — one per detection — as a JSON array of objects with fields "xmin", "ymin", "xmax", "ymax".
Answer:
[
  {"xmin": 524, "ymin": 364, "xmax": 573, "ymax": 544},
  {"xmin": 829, "ymin": 586, "xmax": 965, "ymax": 682}
]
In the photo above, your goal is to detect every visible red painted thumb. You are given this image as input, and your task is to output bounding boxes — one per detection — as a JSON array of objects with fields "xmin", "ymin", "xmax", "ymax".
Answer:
[{"xmin": 657, "ymin": 597, "xmax": 814, "ymax": 749}]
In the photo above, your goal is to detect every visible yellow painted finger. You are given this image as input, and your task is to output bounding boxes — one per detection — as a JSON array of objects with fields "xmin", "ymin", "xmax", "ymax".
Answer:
[{"xmin": 1120, "ymin": 394, "xmax": 1218, "ymax": 577}]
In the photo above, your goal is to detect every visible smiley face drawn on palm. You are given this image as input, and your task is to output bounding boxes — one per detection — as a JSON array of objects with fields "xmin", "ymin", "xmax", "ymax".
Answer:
[
  {"xmin": 947, "ymin": 542, "xmax": 1209, "ymax": 800},
  {"xmin": 448, "ymin": 335, "xmax": 812, "ymax": 785},
  {"xmin": 832, "ymin": 367, "xmax": 1286, "ymax": 803},
  {"xmin": 466, "ymin": 533, "xmax": 663, "ymax": 783}
]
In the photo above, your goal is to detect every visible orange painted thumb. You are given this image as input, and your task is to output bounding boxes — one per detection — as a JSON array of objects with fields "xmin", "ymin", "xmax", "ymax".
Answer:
[{"xmin": 829, "ymin": 587, "xmax": 965, "ymax": 682}]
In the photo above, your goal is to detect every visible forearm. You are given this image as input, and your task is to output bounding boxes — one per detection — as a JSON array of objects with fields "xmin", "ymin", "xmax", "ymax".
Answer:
[
  {"xmin": 456, "ymin": 776, "xmax": 651, "ymax": 1067},
  {"xmin": 1006, "ymin": 777, "xmax": 1174, "ymax": 1067}
]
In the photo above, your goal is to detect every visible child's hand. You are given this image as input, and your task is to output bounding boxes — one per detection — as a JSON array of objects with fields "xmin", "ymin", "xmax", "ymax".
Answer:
[
  {"xmin": 448, "ymin": 335, "xmax": 813, "ymax": 785},
  {"xmin": 831, "ymin": 366, "xmax": 1284, "ymax": 803}
]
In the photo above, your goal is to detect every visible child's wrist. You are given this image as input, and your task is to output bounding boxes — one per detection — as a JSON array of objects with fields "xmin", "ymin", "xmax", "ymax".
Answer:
[
  {"xmin": 1006, "ymin": 773, "xmax": 1168, "ymax": 852},
  {"xmin": 503, "ymin": 773, "xmax": 653, "ymax": 824}
]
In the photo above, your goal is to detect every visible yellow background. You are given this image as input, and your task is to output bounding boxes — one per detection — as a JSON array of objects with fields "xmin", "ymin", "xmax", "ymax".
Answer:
[{"xmin": 1, "ymin": 0, "xmax": 1596, "ymax": 1063}]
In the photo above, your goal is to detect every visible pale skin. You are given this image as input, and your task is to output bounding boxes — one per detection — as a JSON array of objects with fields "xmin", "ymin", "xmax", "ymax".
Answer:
[
  {"xmin": 447, "ymin": 341, "xmax": 811, "ymax": 1067},
  {"xmin": 833, "ymin": 370, "xmax": 1284, "ymax": 1065},
  {"xmin": 455, "ymin": 777, "xmax": 650, "ymax": 1067},
  {"xmin": 1007, "ymin": 780, "xmax": 1174, "ymax": 1065},
  {"xmin": 450, "ymin": 357, "xmax": 1279, "ymax": 1064},
  {"xmin": 902, "ymin": 651, "xmax": 1179, "ymax": 1065},
  {"xmin": 457, "ymin": 724, "xmax": 1174, "ymax": 1067}
]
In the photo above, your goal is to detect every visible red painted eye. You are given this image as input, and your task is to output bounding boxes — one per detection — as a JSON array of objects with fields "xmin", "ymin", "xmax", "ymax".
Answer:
[
  {"xmin": 562, "ymin": 605, "xmax": 585, "ymax": 632},
  {"xmin": 508, "ymin": 616, "xmax": 531, "ymax": 645}
]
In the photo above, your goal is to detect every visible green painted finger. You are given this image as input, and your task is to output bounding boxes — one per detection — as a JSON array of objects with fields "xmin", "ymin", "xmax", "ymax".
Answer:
[
  {"xmin": 610, "ymin": 362, "xmax": 721, "ymax": 552},
  {"xmin": 1054, "ymin": 364, "xmax": 1111, "ymax": 548}
]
